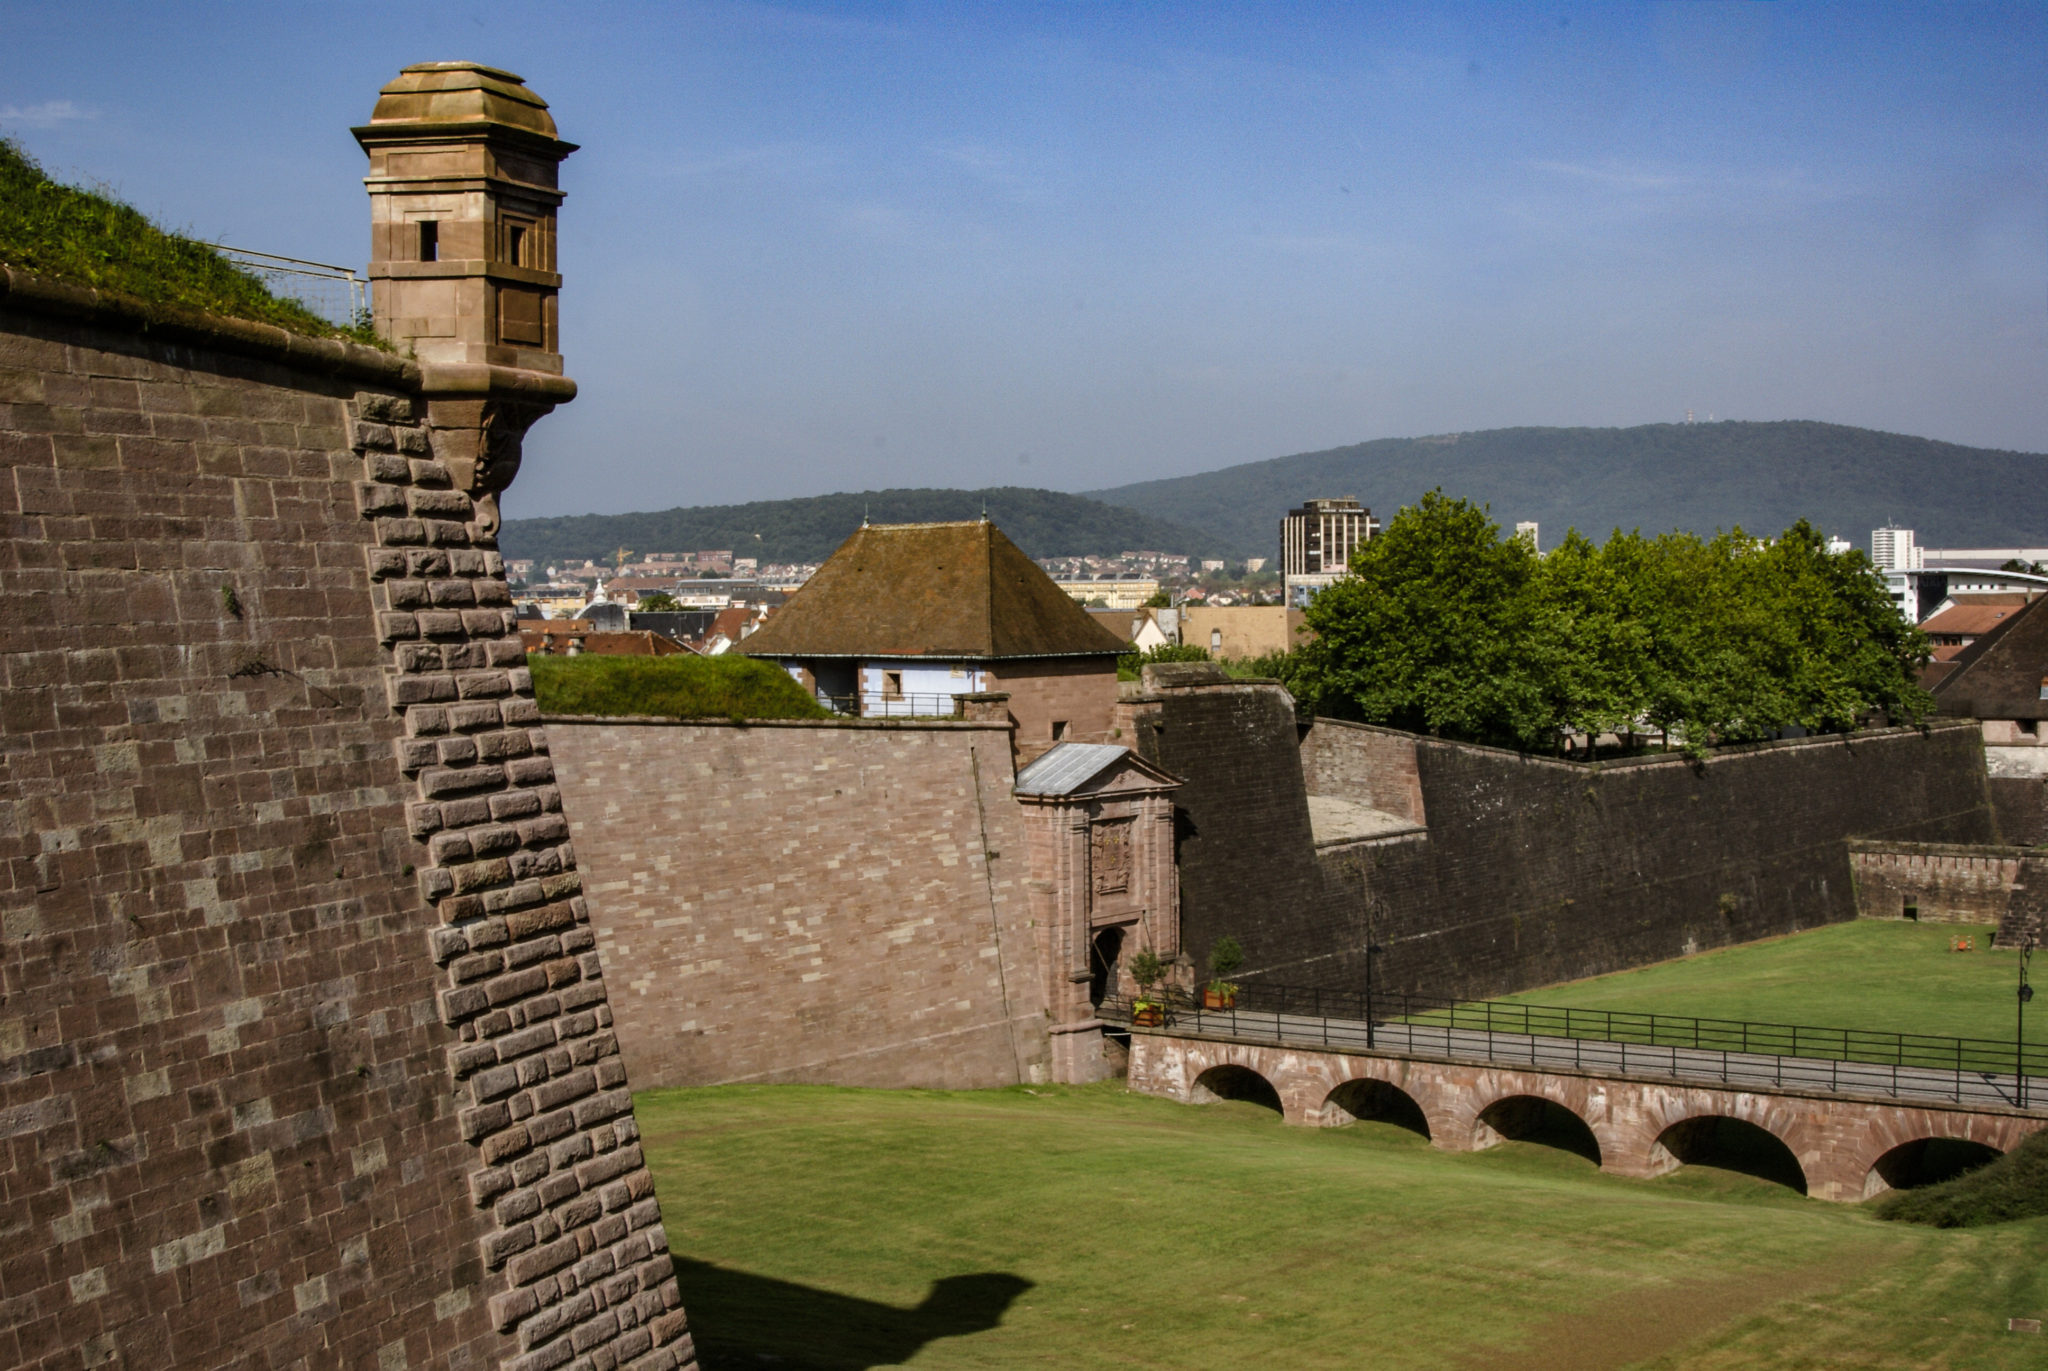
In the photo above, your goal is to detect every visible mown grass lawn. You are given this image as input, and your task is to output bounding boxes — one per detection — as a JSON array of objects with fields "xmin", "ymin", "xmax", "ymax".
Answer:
[
  {"xmin": 640, "ymin": 1081, "xmax": 2048, "ymax": 1370},
  {"xmin": 1491, "ymin": 919, "xmax": 2043, "ymax": 1047}
]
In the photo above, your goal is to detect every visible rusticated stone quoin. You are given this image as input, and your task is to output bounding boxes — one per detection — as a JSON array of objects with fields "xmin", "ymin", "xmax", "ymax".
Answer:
[{"xmin": 352, "ymin": 399, "xmax": 693, "ymax": 1371}]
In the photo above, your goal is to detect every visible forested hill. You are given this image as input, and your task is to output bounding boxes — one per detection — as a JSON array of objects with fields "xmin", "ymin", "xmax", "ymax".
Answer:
[
  {"xmin": 499, "ymin": 487, "xmax": 1224, "ymax": 566},
  {"xmin": 1084, "ymin": 422, "xmax": 2048, "ymax": 557}
]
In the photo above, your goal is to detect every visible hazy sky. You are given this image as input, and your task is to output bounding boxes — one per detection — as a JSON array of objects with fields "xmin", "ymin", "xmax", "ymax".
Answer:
[{"xmin": 4, "ymin": 2, "xmax": 2043, "ymax": 519}]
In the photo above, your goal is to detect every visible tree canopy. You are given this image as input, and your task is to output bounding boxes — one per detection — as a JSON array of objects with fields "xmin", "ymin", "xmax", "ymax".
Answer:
[{"xmin": 1292, "ymin": 491, "xmax": 1930, "ymax": 753}]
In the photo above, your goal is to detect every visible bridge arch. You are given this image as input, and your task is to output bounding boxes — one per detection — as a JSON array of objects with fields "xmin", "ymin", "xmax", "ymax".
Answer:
[
  {"xmin": 1474, "ymin": 1093, "xmax": 1602, "ymax": 1165},
  {"xmin": 1190, "ymin": 1063, "xmax": 1283, "ymax": 1115},
  {"xmin": 1868, "ymin": 1137, "xmax": 2001, "ymax": 1194},
  {"xmin": 1651, "ymin": 1114, "xmax": 1808, "ymax": 1194},
  {"xmin": 1837, "ymin": 1110, "xmax": 2043, "ymax": 1200},
  {"xmin": 1321, "ymin": 1078, "xmax": 1433, "ymax": 1140}
]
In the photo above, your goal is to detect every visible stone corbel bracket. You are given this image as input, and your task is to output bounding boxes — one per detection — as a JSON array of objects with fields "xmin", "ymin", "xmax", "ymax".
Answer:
[{"xmin": 419, "ymin": 363, "xmax": 579, "ymax": 536}]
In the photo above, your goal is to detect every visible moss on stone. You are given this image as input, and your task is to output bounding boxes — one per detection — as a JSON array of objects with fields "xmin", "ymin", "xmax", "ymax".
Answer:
[{"xmin": 0, "ymin": 137, "xmax": 384, "ymax": 347}]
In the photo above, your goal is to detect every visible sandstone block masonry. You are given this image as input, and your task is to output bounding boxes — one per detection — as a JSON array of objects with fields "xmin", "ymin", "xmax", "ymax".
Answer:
[
  {"xmin": 1123, "ymin": 667, "xmax": 2001, "ymax": 1003},
  {"xmin": 1847, "ymin": 840, "xmax": 2030, "ymax": 927},
  {"xmin": 1316, "ymin": 720, "xmax": 2002, "ymax": 999},
  {"xmin": 0, "ymin": 278, "xmax": 690, "ymax": 1369},
  {"xmin": 547, "ymin": 718, "xmax": 1050, "ymax": 1090}
]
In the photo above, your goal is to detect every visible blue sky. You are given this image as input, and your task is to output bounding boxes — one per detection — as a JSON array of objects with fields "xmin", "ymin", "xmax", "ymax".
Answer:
[{"xmin": 3, "ymin": 2, "xmax": 2043, "ymax": 518}]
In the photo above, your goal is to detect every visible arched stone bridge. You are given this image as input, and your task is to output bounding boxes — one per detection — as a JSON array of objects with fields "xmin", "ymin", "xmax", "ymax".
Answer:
[{"xmin": 1128, "ymin": 1031, "xmax": 2046, "ymax": 1201}]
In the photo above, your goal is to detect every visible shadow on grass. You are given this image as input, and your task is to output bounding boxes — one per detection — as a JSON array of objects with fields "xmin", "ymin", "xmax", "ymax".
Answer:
[{"xmin": 673, "ymin": 1256, "xmax": 1032, "ymax": 1369}]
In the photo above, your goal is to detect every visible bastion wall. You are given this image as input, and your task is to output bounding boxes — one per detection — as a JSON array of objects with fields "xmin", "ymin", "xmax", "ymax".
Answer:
[
  {"xmin": 545, "ymin": 718, "xmax": 1050, "ymax": 1090},
  {"xmin": 1126, "ymin": 677, "xmax": 2000, "ymax": 1003},
  {"xmin": 0, "ymin": 278, "xmax": 691, "ymax": 1371}
]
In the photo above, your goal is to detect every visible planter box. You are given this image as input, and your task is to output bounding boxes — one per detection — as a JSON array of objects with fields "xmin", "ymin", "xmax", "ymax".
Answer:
[{"xmin": 1202, "ymin": 989, "xmax": 1237, "ymax": 1010}]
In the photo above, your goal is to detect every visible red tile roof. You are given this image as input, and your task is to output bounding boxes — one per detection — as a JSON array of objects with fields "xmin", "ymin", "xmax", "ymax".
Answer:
[{"xmin": 1921, "ymin": 604, "xmax": 2021, "ymax": 638}]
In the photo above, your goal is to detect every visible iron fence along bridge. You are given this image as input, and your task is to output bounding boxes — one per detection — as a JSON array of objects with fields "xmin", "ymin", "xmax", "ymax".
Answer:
[{"xmin": 1104, "ymin": 982, "xmax": 2047, "ymax": 1112}]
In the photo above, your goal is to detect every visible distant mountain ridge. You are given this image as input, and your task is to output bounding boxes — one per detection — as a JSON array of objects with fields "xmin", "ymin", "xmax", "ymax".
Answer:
[
  {"xmin": 499, "ymin": 486, "xmax": 1224, "ymax": 568},
  {"xmin": 1084, "ymin": 421, "xmax": 2048, "ymax": 558}
]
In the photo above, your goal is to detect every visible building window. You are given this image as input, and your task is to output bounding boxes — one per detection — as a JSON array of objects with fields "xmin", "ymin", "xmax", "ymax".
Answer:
[
  {"xmin": 507, "ymin": 223, "xmax": 527, "ymax": 267},
  {"xmin": 418, "ymin": 221, "xmax": 439, "ymax": 262},
  {"xmin": 882, "ymin": 670, "xmax": 903, "ymax": 700},
  {"xmin": 1210, "ymin": 628, "xmax": 1223, "ymax": 651},
  {"xmin": 1052, "ymin": 720, "xmax": 1068, "ymax": 741}
]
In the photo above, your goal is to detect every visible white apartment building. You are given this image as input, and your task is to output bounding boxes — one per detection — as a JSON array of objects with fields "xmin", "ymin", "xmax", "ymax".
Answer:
[
  {"xmin": 1281, "ymin": 497, "xmax": 1379, "ymax": 605},
  {"xmin": 1871, "ymin": 526, "xmax": 1923, "ymax": 572}
]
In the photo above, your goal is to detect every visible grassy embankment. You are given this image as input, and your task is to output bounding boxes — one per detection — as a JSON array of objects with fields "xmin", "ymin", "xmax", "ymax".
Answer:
[
  {"xmin": 0, "ymin": 137, "xmax": 381, "ymax": 345},
  {"xmin": 1489, "ymin": 918, "xmax": 2042, "ymax": 1047},
  {"xmin": 641, "ymin": 1082, "xmax": 2048, "ymax": 1370},
  {"xmin": 528, "ymin": 653, "xmax": 829, "ymax": 722}
]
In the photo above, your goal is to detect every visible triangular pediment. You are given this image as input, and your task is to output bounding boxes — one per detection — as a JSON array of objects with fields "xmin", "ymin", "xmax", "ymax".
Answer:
[{"xmin": 1014, "ymin": 742, "xmax": 1180, "ymax": 798}]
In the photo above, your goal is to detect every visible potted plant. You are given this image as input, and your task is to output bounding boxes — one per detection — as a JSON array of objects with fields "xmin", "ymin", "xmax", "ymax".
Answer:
[
  {"xmin": 1128, "ymin": 949, "xmax": 1167, "ymax": 1027},
  {"xmin": 1203, "ymin": 936, "xmax": 1243, "ymax": 1010}
]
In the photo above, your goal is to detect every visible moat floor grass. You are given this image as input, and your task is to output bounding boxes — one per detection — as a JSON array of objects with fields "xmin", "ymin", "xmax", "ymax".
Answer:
[
  {"xmin": 1490, "ymin": 918, "xmax": 2045, "ymax": 1046},
  {"xmin": 638, "ymin": 1081, "xmax": 2048, "ymax": 1370}
]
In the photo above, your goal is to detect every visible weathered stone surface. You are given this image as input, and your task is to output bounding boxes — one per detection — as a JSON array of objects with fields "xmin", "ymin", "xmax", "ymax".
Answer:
[
  {"xmin": 548, "ymin": 718, "xmax": 1050, "ymax": 1090},
  {"xmin": 1132, "ymin": 679, "xmax": 2001, "ymax": 1002},
  {"xmin": 0, "ymin": 298, "xmax": 690, "ymax": 1368},
  {"xmin": 1129, "ymin": 1033, "xmax": 2047, "ymax": 1203}
]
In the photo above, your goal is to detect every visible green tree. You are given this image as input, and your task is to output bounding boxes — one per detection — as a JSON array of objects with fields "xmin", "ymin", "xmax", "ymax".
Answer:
[
  {"xmin": 1529, "ymin": 529, "xmax": 1649, "ymax": 750},
  {"xmin": 1143, "ymin": 589, "xmax": 1172, "ymax": 609},
  {"xmin": 1296, "ymin": 490, "xmax": 1547, "ymax": 747},
  {"xmin": 1294, "ymin": 495, "xmax": 1930, "ymax": 755},
  {"xmin": 636, "ymin": 591, "xmax": 682, "ymax": 612}
]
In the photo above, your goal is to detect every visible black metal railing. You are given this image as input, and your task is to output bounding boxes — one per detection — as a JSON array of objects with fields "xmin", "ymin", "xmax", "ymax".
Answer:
[
  {"xmin": 1099, "ymin": 981, "xmax": 2048, "ymax": 1111},
  {"xmin": 815, "ymin": 692, "xmax": 967, "ymax": 719}
]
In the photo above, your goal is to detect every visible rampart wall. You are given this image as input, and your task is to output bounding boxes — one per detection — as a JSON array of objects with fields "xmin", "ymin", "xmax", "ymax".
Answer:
[
  {"xmin": 0, "ymin": 279, "xmax": 690, "ymax": 1369},
  {"xmin": 1846, "ymin": 840, "xmax": 2030, "ymax": 926},
  {"xmin": 1989, "ymin": 776, "xmax": 2048, "ymax": 846},
  {"xmin": 546, "ymin": 718, "xmax": 1050, "ymax": 1090},
  {"xmin": 1129, "ymin": 677, "xmax": 2000, "ymax": 1002}
]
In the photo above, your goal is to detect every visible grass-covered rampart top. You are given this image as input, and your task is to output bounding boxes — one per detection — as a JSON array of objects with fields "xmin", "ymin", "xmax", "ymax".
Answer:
[
  {"xmin": 529, "ymin": 653, "xmax": 829, "ymax": 722},
  {"xmin": 0, "ymin": 137, "xmax": 382, "ymax": 346}
]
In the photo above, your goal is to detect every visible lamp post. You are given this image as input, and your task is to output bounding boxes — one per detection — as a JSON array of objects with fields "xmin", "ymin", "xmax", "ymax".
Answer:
[
  {"xmin": 1361, "ymin": 891, "xmax": 1387, "ymax": 1050},
  {"xmin": 1365, "ymin": 942, "xmax": 1385, "ymax": 1050},
  {"xmin": 2020, "ymin": 931, "xmax": 2036, "ymax": 1111}
]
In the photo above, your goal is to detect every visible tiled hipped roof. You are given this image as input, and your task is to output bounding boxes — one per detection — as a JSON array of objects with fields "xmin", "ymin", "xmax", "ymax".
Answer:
[{"xmin": 740, "ymin": 520, "xmax": 1128, "ymax": 659}]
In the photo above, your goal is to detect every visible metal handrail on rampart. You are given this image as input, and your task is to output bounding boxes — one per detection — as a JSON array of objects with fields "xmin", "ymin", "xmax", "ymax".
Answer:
[
  {"xmin": 815, "ymin": 692, "xmax": 968, "ymax": 719},
  {"xmin": 1102, "ymin": 981, "xmax": 2047, "ymax": 1111}
]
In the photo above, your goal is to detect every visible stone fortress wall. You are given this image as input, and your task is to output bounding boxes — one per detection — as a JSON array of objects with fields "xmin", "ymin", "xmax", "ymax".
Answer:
[
  {"xmin": 0, "ymin": 60, "xmax": 695, "ymax": 1371},
  {"xmin": 546, "ymin": 717, "xmax": 1051, "ymax": 1091},
  {"xmin": 1121, "ymin": 672, "xmax": 2003, "ymax": 1003},
  {"xmin": 1846, "ymin": 840, "xmax": 2030, "ymax": 927}
]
